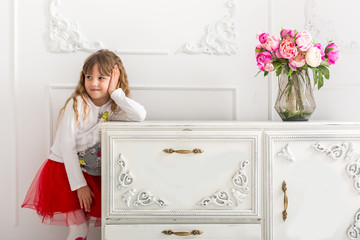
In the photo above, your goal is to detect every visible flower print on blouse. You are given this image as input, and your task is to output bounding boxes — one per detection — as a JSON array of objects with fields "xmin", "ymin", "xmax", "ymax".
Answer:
[
  {"xmin": 77, "ymin": 111, "xmax": 108, "ymax": 175},
  {"xmin": 78, "ymin": 142, "xmax": 101, "ymax": 176}
]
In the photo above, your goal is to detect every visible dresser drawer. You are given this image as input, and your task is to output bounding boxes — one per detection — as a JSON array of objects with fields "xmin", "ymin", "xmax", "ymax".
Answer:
[
  {"xmin": 104, "ymin": 224, "xmax": 261, "ymax": 240},
  {"xmin": 102, "ymin": 130, "xmax": 260, "ymax": 220}
]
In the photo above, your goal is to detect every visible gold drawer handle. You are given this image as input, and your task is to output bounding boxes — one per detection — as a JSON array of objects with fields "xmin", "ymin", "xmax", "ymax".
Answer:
[
  {"xmin": 163, "ymin": 149, "xmax": 204, "ymax": 154},
  {"xmin": 282, "ymin": 180, "xmax": 288, "ymax": 221},
  {"xmin": 162, "ymin": 230, "xmax": 203, "ymax": 236}
]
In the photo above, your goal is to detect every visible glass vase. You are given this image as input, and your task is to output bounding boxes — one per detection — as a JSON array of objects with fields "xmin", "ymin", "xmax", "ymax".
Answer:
[{"xmin": 274, "ymin": 67, "xmax": 316, "ymax": 121}]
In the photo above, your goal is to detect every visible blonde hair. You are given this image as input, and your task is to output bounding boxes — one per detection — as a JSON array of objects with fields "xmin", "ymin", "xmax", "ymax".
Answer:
[{"xmin": 58, "ymin": 49, "xmax": 130, "ymax": 126}]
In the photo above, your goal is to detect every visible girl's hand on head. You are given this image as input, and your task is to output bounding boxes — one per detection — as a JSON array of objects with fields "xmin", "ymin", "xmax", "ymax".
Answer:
[
  {"xmin": 108, "ymin": 64, "xmax": 120, "ymax": 95},
  {"xmin": 77, "ymin": 185, "xmax": 95, "ymax": 213}
]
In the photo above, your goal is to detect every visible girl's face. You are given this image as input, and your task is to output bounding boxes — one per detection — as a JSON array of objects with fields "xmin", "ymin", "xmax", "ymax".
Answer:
[{"xmin": 84, "ymin": 64, "xmax": 111, "ymax": 106}]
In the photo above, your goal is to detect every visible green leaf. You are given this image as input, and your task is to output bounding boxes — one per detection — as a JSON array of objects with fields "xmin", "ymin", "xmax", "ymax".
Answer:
[
  {"xmin": 318, "ymin": 74, "xmax": 324, "ymax": 89},
  {"xmin": 318, "ymin": 65, "xmax": 330, "ymax": 79},
  {"xmin": 287, "ymin": 68, "xmax": 293, "ymax": 77},
  {"xmin": 276, "ymin": 67, "xmax": 282, "ymax": 76},
  {"xmin": 320, "ymin": 61, "xmax": 330, "ymax": 67},
  {"xmin": 264, "ymin": 71, "xmax": 269, "ymax": 77},
  {"xmin": 313, "ymin": 69, "xmax": 318, "ymax": 86},
  {"xmin": 272, "ymin": 61, "xmax": 282, "ymax": 69},
  {"xmin": 255, "ymin": 71, "xmax": 262, "ymax": 77}
]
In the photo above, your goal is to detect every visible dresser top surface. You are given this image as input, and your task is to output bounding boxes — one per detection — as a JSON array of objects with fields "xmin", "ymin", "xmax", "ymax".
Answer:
[{"xmin": 100, "ymin": 120, "xmax": 360, "ymax": 130}]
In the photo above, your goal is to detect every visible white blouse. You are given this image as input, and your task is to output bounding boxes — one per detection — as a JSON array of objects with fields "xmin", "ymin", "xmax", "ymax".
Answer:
[{"xmin": 49, "ymin": 88, "xmax": 146, "ymax": 191}]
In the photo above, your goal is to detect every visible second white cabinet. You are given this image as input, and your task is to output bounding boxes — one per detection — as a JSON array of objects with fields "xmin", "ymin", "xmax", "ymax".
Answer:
[{"xmin": 265, "ymin": 130, "xmax": 360, "ymax": 240}]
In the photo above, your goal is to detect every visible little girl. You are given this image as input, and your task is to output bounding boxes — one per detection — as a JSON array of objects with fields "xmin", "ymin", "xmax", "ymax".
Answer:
[{"xmin": 22, "ymin": 49, "xmax": 146, "ymax": 240}]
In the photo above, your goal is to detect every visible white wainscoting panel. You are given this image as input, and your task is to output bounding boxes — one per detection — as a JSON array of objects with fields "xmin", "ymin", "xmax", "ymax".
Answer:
[
  {"xmin": 130, "ymin": 86, "xmax": 237, "ymax": 120},
  {"xmin": 49, "ymin": 85, "xmax": 237, "ymax": 144}
]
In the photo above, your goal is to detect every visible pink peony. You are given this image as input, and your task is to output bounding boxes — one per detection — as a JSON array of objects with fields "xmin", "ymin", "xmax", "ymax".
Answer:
[
  {"xmin": 314, "ymin": 43, "xmax": 325, "ymax": 60},
  {"xmin": 275, "ymin": 49, "xmax": 282, "ymax": 59},
  {"xmin": 305, "ymin": 47, "xmax": 322, "ymax": 67},
  {"xmin": 263, "ymin": 35, "xmax": 280, "ymax": 52},
  {"xmin": 279, "ymin": 36, "xmax": 298, "ymax": 59},
  {"xmin": 281, "ymin": 29, "xmax": 295, "ymax": 38},
  {"xmin": 295, "ymin": 30, "xmax": 313, "ymax": 51},
  {"xmin": 257, "ymin": 31, "xmax": 269, "ymax": 44},
  {"xmin": 289, "ymin": 51, "xmax": 306, "ymax": 70},
  {"xmin": 264, "ymin": 62, "xmax": 274, "ymax": 71},
  {"xmin": 325, "ymin": 42, "xmax": 339, "ymax": 65},
  {"xmin": 256, "ymin": 51, "xmax": 272, "ymax": 71}
]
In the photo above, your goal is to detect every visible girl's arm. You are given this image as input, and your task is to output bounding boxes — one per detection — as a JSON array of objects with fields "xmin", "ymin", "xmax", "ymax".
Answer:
[
  {"xmin": 109, "ymin": 88, "xmax": 147, "ymax": 122},
  {"xmin": 107, "ymin": 65, "xmax": 146, "ymax": 122},
  {"xmin": 58, "ymin": 101, "xmax": 93, "ymax": 212},
  {"xmin": 58, "ymin": 101, "xmax": 87, "ymax": 190}
]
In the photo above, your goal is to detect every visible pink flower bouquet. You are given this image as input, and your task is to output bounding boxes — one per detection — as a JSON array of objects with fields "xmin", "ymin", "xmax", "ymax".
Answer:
[{"xmin": 255, "ymin": 28, "xmax": 339, "ymax": 89}]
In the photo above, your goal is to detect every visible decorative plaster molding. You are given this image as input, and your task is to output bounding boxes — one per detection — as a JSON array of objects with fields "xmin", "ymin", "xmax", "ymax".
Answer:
[
  {"xmin": 48, "ymin": 0, "xmax": 104, "ymax": 53},
  {"xmin": 48, "ymin": 0, "xmax": 239, "ymax": 55},
  {"xmin": 304, "ymin": 0, "xmax": 360, "ymax": 53},
  {"xmin": 177, "ymin": 0, "xmax": 238, "ymax": 55},
  {"xmin": 199, "ymin": 160, "xmax": 250, "ymax": 207},
  {"xmin": 277, "ymin": 144, "xmax": 295, "ymax": 162},
  {"xmin": 348, "ymin": 209, "xmax": 360, "ymax": 240}
]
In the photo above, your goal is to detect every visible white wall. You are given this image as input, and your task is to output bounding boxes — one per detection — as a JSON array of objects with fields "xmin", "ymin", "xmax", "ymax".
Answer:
[{"xmin": 1, "ymin": 0, "xmax": 359, "ymax": 239}]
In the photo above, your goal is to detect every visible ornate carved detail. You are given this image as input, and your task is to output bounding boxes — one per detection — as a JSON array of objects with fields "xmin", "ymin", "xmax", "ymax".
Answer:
[
  {"xmin": 345, "ymin": 143, "xmax": 360, "ymax": 193},
  {"xmin": 177, "ymin": 0, "xmax": 238, "ymax": 55},
  {"xmin": 313, "ymin": 143, "xmax": 348, "ymax": 160},
  {"xmin": 48, "ymin": 0, "xmax": 104, "ymax": 53},
  {"xmin": 117, "ymin": 154, "xmax": 134, "ymax": 189},
  {"xmin": 232, "ymin": 160, "xmax": 250, "ymax": 190},
  {"xmin": 313, "ymin": 142, "xmax": 360, "ymax": 193},
  {"xmin": 198, "ymin": 160, "xmax": 249, "ymax": 207},
  {"xmin": 304, "ymin": 0, "xmax": 360, "ymax": 53},
  {"xmin": 348, "ymin": 209, "xmax": 360, "ymax": 239},
  {"xmin": 117, "ymin": 154, "xmax": 167, "ymax": 208},
  {"xmin": 277, "ymin": 144, "xmax": 295, "ymax": 162},
  {"xmin": 122, "ymin": 189, "xmax": 136, "ymax": 207},
  {"xmin": 134, "ymin": 191, "xmax": 167, "ymax": 207},
  {"xmin": 198, "ymin": 189, "xmax": 233, "ymax": 207},
  {"xmin": 231, "ymin": 188, "xmax": 249, "ymax": 205}
]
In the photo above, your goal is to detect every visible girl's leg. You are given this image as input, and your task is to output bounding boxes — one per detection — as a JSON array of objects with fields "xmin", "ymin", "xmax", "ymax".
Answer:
[{"xmin": 66, "ymin": 221, "xmax": 89, "ymax": 240}]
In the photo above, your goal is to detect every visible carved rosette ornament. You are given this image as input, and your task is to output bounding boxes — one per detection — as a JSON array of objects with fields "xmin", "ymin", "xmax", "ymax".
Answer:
[
  {"xmin": 48, "ymin": 0, "xmax": 104, "ymax": 53},
  {"xmin": 177, "ymin": 0, "xmax": 238, "ymax": 55},
  {"xmin": 198, "ymin": 160, "xmax": 250, "ymax": 207},
  {"xmin": 116, "ymin": 154, "xmax": 167, "ymax": 208}
]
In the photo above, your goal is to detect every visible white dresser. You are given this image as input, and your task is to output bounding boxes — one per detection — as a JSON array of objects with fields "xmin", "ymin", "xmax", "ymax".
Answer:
[{"xmin": 101, "ymin": 121, "xmax": 360, "ymax": 240}]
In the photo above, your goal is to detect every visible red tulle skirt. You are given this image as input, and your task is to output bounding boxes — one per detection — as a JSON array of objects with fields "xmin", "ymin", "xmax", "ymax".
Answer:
[{"xmin": 21, "ymin": 159, "xmax": 101, "ymax": 226}]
